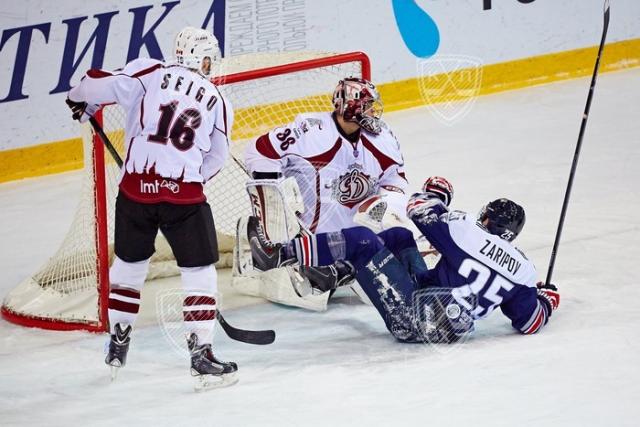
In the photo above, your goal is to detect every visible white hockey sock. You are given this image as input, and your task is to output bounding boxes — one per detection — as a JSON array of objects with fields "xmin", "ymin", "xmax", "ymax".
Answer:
[
  {"xmin": 181, "ymin": 265, "xmax": 218, "ymax": 345},
  {"xmin": 108, "ymin": 256, "xmax": 149, "ymax": 334}
]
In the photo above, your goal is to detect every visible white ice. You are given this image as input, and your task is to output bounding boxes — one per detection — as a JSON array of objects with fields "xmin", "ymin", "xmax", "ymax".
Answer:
[{"xmin": 1, "ymin": 69, "xmax": 639, "ymax": 426}]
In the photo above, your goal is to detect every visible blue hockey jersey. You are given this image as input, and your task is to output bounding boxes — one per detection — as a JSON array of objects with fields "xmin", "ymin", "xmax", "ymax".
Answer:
[{"xmin": 411, "ymin": 201, "xmax": 550, "ymax": 334}]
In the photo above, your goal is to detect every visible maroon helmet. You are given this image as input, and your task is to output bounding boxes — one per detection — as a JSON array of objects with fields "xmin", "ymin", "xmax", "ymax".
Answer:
[{"xmin": 332, "ymin": 78, "xmax": 383, "ymax": 134}]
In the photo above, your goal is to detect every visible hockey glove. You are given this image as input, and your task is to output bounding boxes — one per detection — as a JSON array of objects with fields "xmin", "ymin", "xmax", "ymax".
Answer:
[
  {"xmin": 406, "ymin": 192, "xmax": 446, "ymax": 221},
  {"xmin": 66, "ymin": 98, "xmax": 98, "ymax": 123},
  {"xmin": 422, "ymin": 176, "xmax": 454, "ymax": 207},
  {"xmin": 536, "ymin": 282, "xmax": 560, "ymax": 315}
]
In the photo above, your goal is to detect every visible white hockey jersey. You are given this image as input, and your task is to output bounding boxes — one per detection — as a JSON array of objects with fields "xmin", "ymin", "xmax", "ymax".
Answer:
[
  {"xmin": 244, "ymin": 112, "xmax": 407, "ymax": 233},
  {"xmin": 68, "ymin": 58, "xmax": 233, "ymax": 204}
]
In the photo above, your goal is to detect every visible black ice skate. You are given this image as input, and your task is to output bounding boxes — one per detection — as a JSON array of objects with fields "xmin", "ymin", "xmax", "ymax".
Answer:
[
  {"xmin": 247, "ymin": 216, "xmax": 292, "ymax": 271},
  {"xmin": 301, "ymin": 261, "xmax": 356, "ymax": 294},
  {"xmin": 105, "ymin": 323, "xmax": 132, "ymax": 381},
  {"xmin": 187, "ymin": 333, "xmax": 238, "ymax": 391}
]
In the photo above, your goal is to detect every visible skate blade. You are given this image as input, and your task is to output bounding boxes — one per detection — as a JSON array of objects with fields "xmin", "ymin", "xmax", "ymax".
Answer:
[
  {"xmin": 288, "ymin": 266, "xmax": 312, "ymax": 297},
  {"xmin": 193, "ymin": 372, "xmax": 238, "ymax": 392},
  {"xmin": 109, "ymin": 365, "xmax": 121, "ymax": 382}
]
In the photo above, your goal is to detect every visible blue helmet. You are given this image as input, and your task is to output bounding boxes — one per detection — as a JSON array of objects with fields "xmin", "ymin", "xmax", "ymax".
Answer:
[{"xmin": 478, "ymin": 198, "xmax": 525, "ymax": 242}]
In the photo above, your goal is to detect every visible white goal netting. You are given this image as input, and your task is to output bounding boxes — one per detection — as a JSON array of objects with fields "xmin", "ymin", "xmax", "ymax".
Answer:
[{"xmin": 2, "ymin": 52, "xmax": 368, "ymax": 330}]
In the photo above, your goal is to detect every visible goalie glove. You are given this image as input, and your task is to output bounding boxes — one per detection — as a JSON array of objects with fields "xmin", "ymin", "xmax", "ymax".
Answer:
[
  {"xmin": 353, "ymin": 192, "xmax": 408, "ymax": 232},
  {"xmin": 65, "ymin": 98, "xmax": 99, "ymax": 123},
  {"xmin": 422, "ymin": 176, "xmax": 454, "ymax": 207},
  {"xmin": 536, "ymin": 282, "xmax": 560, "ymax": 315}
]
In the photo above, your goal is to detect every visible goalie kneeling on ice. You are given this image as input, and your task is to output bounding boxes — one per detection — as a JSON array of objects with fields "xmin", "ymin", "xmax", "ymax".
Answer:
[{"xmin": 412, "ymin": 288, "xmax": 477, "ymax": 344}]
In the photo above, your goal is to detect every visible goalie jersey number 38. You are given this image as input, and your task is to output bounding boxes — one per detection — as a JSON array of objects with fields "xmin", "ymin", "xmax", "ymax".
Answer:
[{"xmin": 244, "ymin": 112, "xmax": 408, "ymax": 233}]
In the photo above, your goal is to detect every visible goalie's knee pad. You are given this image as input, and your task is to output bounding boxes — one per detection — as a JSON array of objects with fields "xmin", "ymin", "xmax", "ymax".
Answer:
[
  {"xmin": 180, "ymin": 264, "xmax": 217, "ymax": 294},
  {"xmin": 109, "ymin": 256, "xmax": 150, "ymax": 290}
]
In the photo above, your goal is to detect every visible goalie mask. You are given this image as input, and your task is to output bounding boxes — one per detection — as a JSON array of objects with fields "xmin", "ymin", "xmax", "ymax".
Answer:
[
  {"xmin": 478, "ymin": 198, "xmax": 526, "ymax": 242},
  {"xmin": 174, "ymin": 27, "xmax": 221, "ymax": 77},
  {"xmin": 333, "ymin": 78, "xmax": 383, "ymax": 134}
]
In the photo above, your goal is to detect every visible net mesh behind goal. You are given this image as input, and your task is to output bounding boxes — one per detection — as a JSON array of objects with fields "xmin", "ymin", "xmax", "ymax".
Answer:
[{"xmin": 1, "ymin": 52, "xmax": 370, "ymax": 331}]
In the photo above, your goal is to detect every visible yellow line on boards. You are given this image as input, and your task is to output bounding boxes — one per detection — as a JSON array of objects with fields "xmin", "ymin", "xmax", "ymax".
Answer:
[
  {"xmin": 1, "ymin": 38, "xmax": 638, "ymax": 184},
  {"xmin": 378, "ymin": 38, "xmax": 640, "ymax": 112}
]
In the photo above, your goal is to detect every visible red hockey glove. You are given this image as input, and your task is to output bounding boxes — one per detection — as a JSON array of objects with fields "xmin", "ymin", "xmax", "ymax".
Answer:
[{"xmin": 536, "ymin": 282, "xmax": 560, "ymax": 313}]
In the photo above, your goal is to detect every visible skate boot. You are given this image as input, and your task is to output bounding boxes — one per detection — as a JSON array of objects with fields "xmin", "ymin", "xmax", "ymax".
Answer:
[
  {"xmin": 105, "ymin": 323, "xmax": 132, "ymax": 380},
  {"xmin": 187, "ymin": 333, "xmax": 238, "ymax": 391},
  {"xmin": 247, "ymin": 216, "xmax": 292, "ymax": 271},
  {"xmin": 302, "ymin": 261, "xmax": 356, "ymax": 294}
]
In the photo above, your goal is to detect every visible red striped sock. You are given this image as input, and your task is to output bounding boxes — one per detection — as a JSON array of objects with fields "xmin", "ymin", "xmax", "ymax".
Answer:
[
  {"xmin": 183, "ymin": 294, "xmax": 217, "ymax": 345},
  {"xmin": 108, "ymin": 287, "xmax": 141, "ymax": 334}
]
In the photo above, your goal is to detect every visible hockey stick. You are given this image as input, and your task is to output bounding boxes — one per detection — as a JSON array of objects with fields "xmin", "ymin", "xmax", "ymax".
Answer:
[
  {"xmin": 545, "ymin": 0, "xmax": 611, "ymax": 285},
  {"xmin": 89, "ymin": 117, "xmax": 124, "ymax": 167},
  {"xmin": 216, "ymin": 311, "xmax": 275, "ymax": 345},
  {"xmin": 88, "ymin": 116, "xmax": 276, "ymax": 345}
]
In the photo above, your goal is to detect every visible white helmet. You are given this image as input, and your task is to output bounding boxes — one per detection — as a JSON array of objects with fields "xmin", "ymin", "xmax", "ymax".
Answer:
[{"xmin": 174, "ymin": 27, "xmax": 221, "ymax": 77}]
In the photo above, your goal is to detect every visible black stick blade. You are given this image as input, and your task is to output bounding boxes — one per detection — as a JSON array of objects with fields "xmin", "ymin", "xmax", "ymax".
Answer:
[{"xmin": 217, "ymin": 311, "xmax": 276, "ymax": 345}]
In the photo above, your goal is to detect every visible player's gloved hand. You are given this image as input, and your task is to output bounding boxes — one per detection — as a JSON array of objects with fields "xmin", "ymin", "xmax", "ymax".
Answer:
[
  {"xmin": 406, "ymin": 192, "xmax": 445, "ymax": 220},
  {"xmin": 536, "ymin": 281, "xmax": 560, "ymax": 314},
  {"xmin": 66, "ymin": 98, "xmax": 98, "ymax": 123},
  {"xmin": 422, "ymin": 176, "xmax": 454, "ymax": 206}
]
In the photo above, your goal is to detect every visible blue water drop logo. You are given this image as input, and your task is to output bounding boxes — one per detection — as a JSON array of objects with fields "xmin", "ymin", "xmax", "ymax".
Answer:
[{"xmin": 392, "ymin": 0, "xmax": 440, "ymax": 58}]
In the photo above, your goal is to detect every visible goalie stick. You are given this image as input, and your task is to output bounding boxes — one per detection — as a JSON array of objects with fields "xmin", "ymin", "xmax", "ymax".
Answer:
[
  {"xmin": 545, "ymin": 0, "xmax": 611, "ymax": 285},
  {"xmin": 88, "ymin": 116, "xmax": 276, "ymax": 345}
]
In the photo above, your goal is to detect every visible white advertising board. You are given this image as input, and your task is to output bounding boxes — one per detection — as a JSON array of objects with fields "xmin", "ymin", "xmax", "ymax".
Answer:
[{"xmin": 1, "ymin": 0, "xmax": 639, "ymax": 150}]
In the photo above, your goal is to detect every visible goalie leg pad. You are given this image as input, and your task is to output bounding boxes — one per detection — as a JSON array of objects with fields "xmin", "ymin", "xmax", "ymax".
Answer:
[{"xmin": 246, "ymin": 177, "xmax": 305, "ymax": 244}]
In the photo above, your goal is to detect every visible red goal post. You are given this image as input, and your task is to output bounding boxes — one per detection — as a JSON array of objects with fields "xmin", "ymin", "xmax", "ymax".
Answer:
[{"xmin": 1, "ymin": 51, "xmax": 371, "ymax": 332}]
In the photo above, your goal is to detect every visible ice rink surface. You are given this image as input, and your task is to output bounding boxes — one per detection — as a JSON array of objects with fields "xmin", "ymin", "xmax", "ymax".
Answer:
[{"xmin": 1, "ymin": 69, "xmax": 639, "ymax": 426}]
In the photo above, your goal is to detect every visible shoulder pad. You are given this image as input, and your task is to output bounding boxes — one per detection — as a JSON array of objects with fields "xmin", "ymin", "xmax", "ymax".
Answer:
[
  {"xmin": 122, "ymin": 57, "xmax": 162, "ymax": 75},
  {"xmin": 366, "ymin": 128, "xmax": 404, "ymax": 164}
]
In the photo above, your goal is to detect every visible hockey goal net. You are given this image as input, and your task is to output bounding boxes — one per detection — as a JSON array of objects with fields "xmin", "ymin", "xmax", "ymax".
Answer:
[{"xmin": 1, "ymin": 52, "xmax": 370, "ymax": 332}]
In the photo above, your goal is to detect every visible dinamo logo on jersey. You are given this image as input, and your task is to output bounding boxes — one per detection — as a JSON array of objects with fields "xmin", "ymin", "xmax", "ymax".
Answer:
[{"xmin": 332, "ymin": 168, "xmax": 376, "ymax": 208}]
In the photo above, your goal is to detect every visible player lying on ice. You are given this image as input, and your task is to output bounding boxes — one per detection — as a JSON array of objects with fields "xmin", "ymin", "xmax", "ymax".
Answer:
[{"xmin": 248, "ymin": 176, "xmax": 560, "ymax": 342}]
